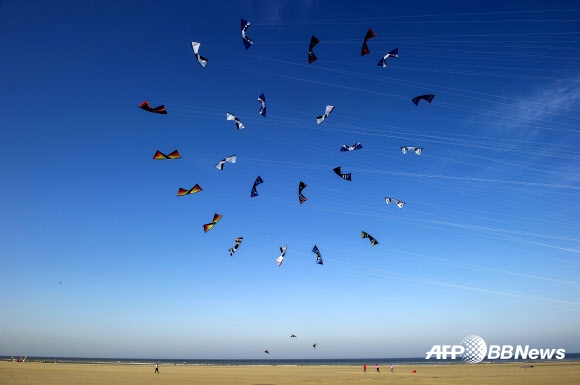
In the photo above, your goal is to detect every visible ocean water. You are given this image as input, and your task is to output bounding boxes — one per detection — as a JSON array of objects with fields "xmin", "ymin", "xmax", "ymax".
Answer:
[{"xmin": 3, "ymin": 354, "xmax": 580, "ymax": 366}]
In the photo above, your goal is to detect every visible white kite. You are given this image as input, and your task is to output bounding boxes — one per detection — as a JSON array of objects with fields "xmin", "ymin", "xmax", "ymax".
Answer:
[
  {"xmin": 191, "ymin": 42, "xmax": 208, "ymax": 68},
  {"xmin": 216, "ymin": 155, "xmax": 237, "ymax": 170},
  {"xmin": 316, "ymin": 105, "xmax": 335, "ymax": 125},
  {"xmin": 226, "ymin": 112, "xmax": 245, "ymax": 129},
  {"xmin": 401, "ymin": 146, "xmax": 423, "ymax": 155},
  {"xmin": 276, "ymin": 245, "xmax": 287, "ymax": 266},
  {"xmin": 385, "ymin": 197, "xmax": 405, "ymax": 208}
]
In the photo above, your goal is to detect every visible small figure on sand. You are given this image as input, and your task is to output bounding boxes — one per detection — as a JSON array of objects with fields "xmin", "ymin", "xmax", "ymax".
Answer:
[
  {"xmin": 363, "ymin": 364, "xmax": 366, "ymax": 372},
  {"xmin": 390, "ymin": 364, "xmax": 394, "ymax": 372},
  {"xmin": 376, "ymin": 363, "xmax": 380, "ymax": 373},
  {"xmin": 155, "ymin": 363, "xmax": 159, "ymax": 374}
]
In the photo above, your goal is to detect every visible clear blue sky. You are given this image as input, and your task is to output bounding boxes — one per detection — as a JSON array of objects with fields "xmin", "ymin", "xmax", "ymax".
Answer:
[{"xmin": 1, "ymin": 0, "xmax": 579, "ymax": 359}]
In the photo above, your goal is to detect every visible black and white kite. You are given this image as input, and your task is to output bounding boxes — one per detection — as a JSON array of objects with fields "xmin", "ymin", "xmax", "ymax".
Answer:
[
  {"xmin": 241, "ymin": 18, "xmax": 253, "ymax": 49},
  {"xmin": 401, "ymin": 146, "xmax": 422, "ymax": 155},
  {"xmin": 308, "ymin": 35, "xmax": 320, "ymax": 64},
  {"xmin": 412, "ymin": 94, "xmax": 435, "ymax": 105},
  {"xmin": 258, "ymin": 93, "xmax": 266, "ymax": 117},
  {"xmin": 361, "ymin": 28, "xmax": 376, "ymax": 56},
  {"xmin": 362, "ymin": 231, "xmax": 379, "ymax": 246},
  {"xmin": 191, "ymin": 42, "xmax": 208, "ymax": 68},
  {"xmin": 251, "ymin": 176, "xmax": 263, "ymax": 197},
  {"xmin": 340, "ymin": 142, "xmax": 363, "ymax": 152},
  {"xmin": 385, "ymin": 197, "xmax": 405, "ymax": 208},
  {"xmin": 216, "ymin": 155, "xmax": 236, "ymax": 170},
  {"xmin": 316, "ymin": 105, "xmax": 334, "ymax": 125},
  {"xmin": 312, "ymin": 245, "xmax": 323, "ymax": 265},
  {"xmin": 298, "ymin": 181, "xmax": 307, "ymax": 204},
  {"xmin": 229, "ymin": 237, "xmax": 243, "ymax": 256},
  {"xmin": 226, "ymin": 112, "xmax": 245, "ymax": 129},
  {"xmin": 276, "ymin": 245, "xmax": 287, "ymax": 267},
  {"xmin": 377, "ymin": 48, "xmax": 398, "ymax": 67},
  {"xmin": 333, "ymin": 166, "xmax": 351, "ymax": 181}
]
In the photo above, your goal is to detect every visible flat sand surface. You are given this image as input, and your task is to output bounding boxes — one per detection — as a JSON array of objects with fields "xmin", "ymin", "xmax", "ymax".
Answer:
[{"xmin": 1, "ymin": 361, "xmax": 579, "ymax": 385}]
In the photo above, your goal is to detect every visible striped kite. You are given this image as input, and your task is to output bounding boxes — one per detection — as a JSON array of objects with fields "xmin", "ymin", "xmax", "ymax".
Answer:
[
  {"xmin": 153, "ymin": 150, "xmax": 181, "ymax": 160},
  {"xmin": 258, "ymin": 93, "xmax": 266, "ymax": 117},
  {"xmin": 241, "ymin": 19, "xmax": 254, "ymax": 50},
  {"xmin": 298, "ymin": 181, "xmax": 308, "ymax": 204},
  {"xmin": 377, "ymin": 48, "xmax": 398, "ymax": 67},
  {"xmin": 362, "ymin": 231, "xmax": 379, "ymax": 246},
  {"xmin": 203, "ymin": 213, "xmax": 222, "ymax": 233},
  {"xmin": 308, "ymin": 35, "xmax": 320, "ymax": 63},
  {"xmin": 333, "ymin": 166, "xmax": 351, "ymax": 181},
  {"xmin": 226, "ymin": 112, "xmax": 245, "ymax": 129},
  {"xmin": 177, "ymin": 184, "xmax": 202, "ymax": 197},
  {"xmin": 316, "ymin": 105, "xmax": 334, "ymax": 125},
  {"xmin": 191, "ymin": 42, "xmax": 208, "ymax": 68},
  {"xmin": 251, "ymin": 176, "xmax": 264, "ymax": 197},
  {"xmin": 229, "ymin": 237, "xmax": 243, "ymax": 256},
  {"xmin": 312, "ymin": 245, "xmax": 323, "ymax": 265},
  {"xmin": 412, "ymin": 94, "xmax": 435, "ymax": 105},
  {"xmin": 139, "ymin": 100, "xmax": 167, "ymax": 114},
  {"xmin": 401, "ymin": 146, "xmax": 422, "ymax": 155},
  {"xmin": 385, "ymin": 197, "xmax": 405, "ymax": 208},
  {"xmin": 276, "ymin": 245, "xmax": 287, "ymax": 266},
  {"xmin": 361, "ymin": 28, "xmax": 376, "ymax": 56},
  {"xmin": 216, "ymin": 155, "xmax": 236, "ymax": 170},
  {"xmin": 340, "ymin": 142, "xmax": 362, "ymax": 152}
]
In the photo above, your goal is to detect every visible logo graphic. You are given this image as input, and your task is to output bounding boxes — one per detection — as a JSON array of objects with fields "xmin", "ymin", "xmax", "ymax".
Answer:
[
  {"xmin": 461, "ymin": 335, "xmax": 487, "ymax": 364},
  {"xmin": 425, "ymin": 335, "xmax": 565, "ymax": 363}
]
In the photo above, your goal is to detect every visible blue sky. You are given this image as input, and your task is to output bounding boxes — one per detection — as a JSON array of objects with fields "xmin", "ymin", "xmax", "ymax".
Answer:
[{"xmin": 1, "ymin": 0, "xmax": 579, "ymax": 359}]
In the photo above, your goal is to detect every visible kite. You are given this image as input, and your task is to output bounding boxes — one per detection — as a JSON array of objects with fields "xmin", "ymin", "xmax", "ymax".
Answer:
[
  {"xmin": 191, "ymin": 42, "xmax": 208, "ymax": 68},
  {"xmin": 203, "ymin": 213, "xmax": 222, "ymax": 233},
  {"xmin": 377, "ymin": 48, "xmax": 398, "ymax": 67},
  {"xmin": 385, "ymin": 197, "xmax": 405, "ymax": 208},
  {"xmin": 177, "ymin": 184, "xmax": 202, "ymax": 196},
  {"xmin": 412, "ymin": 94, "xmax": 435, "ymax": 105},
  {"xmin": 312, "ymin": 245, "xmax": 323, "ymax": 265},
  {"xmin": 401, "ymin": 146, "xmax": 423, "ymax": 155},
  {"xmin": 153, "ymin": 150, "xmax": 181, "ymax": 160},
  {"xmin": 333, "ymin": 166, "xmax": 351, "ymax": 181},
  {"xmin": 276, "ymin": 245, "xmax": 287, "ymax": 266},
  {"xmin": 290, "ymin": 334, "xmax": 297, "ymax": 338},
  {"xmin": 251, "ymin": 176, "xmax": 264, "ymax": 197},
  {"xmin": 362, "ymin": 231, "xmax": 379, "ymax": 246},
  {"xmin": 264, "ymin": 350, "xmax": 269, "ymax": 354},
  {"xmin": 138, "ymin": 100, "xmax": 167, "ymax": 114},
  {"xmin": 226, "ymin": 112, "xmax": 245, "ymax": 129},
  {"xmin": 298, "ymin": 181, "xmax": 308, "ymax": 204},
  {"xmin": 258, "ymin": 93, "xmax": 266, "ymax": 117},
  {"xmin": 361, "ymin": 28, "xmax": 376, "ymax": 56},
  {"xmin": 216, "ymin": 155, "xmax": 236, "ymax": 170},
  {"xmin": 308, "ymin": 35, "xmax": 320, "ymax": 64},
  {"xmin": 316, "ymin": 105, "xmax": 334, "ymax": 125},
  {"xmin": 229, "ymin": 237, "xmax": 243, "ymax": 256},
  {"xmin": 313, "ymin": 343, "xmax": 317, "ymax": 349},
  {"xmin": 340, "ymin": 142, "xmax": 363, "ymax": 152},
  {"xmin": 241, "ymin": 18, "xmax": 254, "ymax": 49}
]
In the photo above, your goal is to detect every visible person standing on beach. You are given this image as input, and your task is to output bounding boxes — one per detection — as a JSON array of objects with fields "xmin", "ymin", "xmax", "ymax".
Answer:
[
  {"xmin": 376, "ymin": 364, "xmax": 380, "ymax": 373},
  {"xmin": 155, "ymin": 363, "xmax": 159, "ymax": 374},
  {"xmin": 363, "ymin": 364, "xmax": 366, "ymax": 372},
  {"xmin": 390, "ymin": 364, "xmax": 394, "ymax": 372}
]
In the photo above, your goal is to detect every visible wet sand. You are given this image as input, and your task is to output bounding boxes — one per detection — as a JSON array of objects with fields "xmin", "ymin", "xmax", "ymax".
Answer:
[{"xmin": 1, "ymin": 361, "xmax": 579, "ymax": 384}]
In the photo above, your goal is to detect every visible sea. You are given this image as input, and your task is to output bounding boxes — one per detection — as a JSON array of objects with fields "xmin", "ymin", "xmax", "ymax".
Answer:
[{"xmin": 2, "ymin": 354, "xmax": 580, "ymax": 366}]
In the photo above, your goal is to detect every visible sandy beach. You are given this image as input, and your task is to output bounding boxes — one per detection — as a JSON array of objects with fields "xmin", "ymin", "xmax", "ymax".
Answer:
[{"xmin": 1, "ymin": 361, "xmax": 580, "ymax": 385}]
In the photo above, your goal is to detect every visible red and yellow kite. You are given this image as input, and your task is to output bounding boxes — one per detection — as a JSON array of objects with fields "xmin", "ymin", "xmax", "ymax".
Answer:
[
  {"xmin": 153, "ymin": 150, "xmax": 181, "ymax": 160},
  {"xmin": 203, "ymin": 213, "xmax": 222, "ymax": 233},
  {"xmin": 177, "ymin": 184, "xmax": 202, "ymax": 197},
  {"xmin": 139, "ymin": 100, "xmax": 167, "ymax": 114}
]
